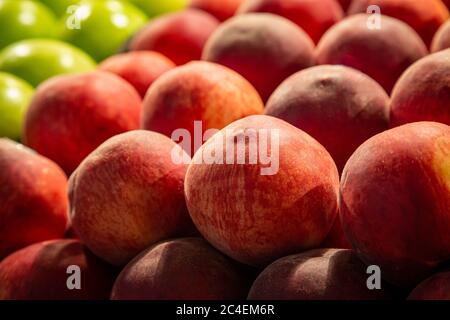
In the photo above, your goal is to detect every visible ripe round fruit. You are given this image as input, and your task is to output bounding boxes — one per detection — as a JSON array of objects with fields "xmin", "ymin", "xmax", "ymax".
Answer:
[
  {"xmin": 69, "ymin": 131, "xmax": 196, "ymax": 266},
  {"xmin": 185, "ymin": 115, "xmax": 340, "ymax": 267},
  {"xmin": 129, "ymin": 9, "xmax": 220, "ymax": 65},
  {"xmin": 390, "ymin": 50, "xmax": 450, "ymax": 126},
  {"xmin": 128, "ymin": 0, "xmax": 187, "ymax": 18},
  {"xmin": 341, "ymin": 122, "xmax": 450, "ymax": 287},
  {"xmin": 0, "ymin": 240, "xmax": 116, "ymax": 300},
  {"xmin": 59, "ymin": 0, "xmax": 148, "ymax": 62},
  {"xmin": 0, "ymin": 139, "xmax": 69, "ymax": 259},
  {"xmin": 265, "ymin": 65, "xmax": 390, "ymax": 172},
  {"xmin": 316, "ymin": 14, "xmax": 427, "ymax": 93},
  {"xmin": 24, "ymin": 71, "xmax": 142, "ymax": 174},
  {"xmin": 0, "ymin": 0, "xmax": 56, "ymax": 49},
  {"xmin": 203, "ymin": 13, "xmax": 315, "ymax": 102},
  {"xmin": 99, "ymin": 51, "xmax": 176, "ymax": 98},
  {"xmin": 111, "ymin": 238, "xmax": 249, "ymax": 300},
  {"xmin": 0, "ymin": 39, "xmax": 96, "ymax": 87},
  {"xmin": 0, "ymin": 72, "xmax": 34, "ymax": 140}
]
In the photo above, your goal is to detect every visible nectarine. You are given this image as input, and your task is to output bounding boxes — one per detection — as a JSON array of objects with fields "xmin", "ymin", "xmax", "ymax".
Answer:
[
  {"xmin": 0, "ymin": 139, "xmax": 68, "ymax": 259},
  {"xmin": 141, "ymin": 61, "xmax": 264, "ymax": 155},
  {"xmin": 69, "ymin": 130, "xmax": 196, "ymax": 266},
  {"xmin": 99, "ymin": 51, "xmax": 175, "ymax": 98},
  {"xmin": 316, "ymin": 14, "xmax": 427, "ymax": 93},
  {"xmin": 248, "ymin": 249, "xmax": 392, "ymax": 300},
  {"xmin": 129, "ymin": 9, "xmax": 220, "ymax": 65},
  {"xmin": 341, "ymin": 122, "xmax": 450, "ymax": 287},
  {"xmin": 190, "ymin": 0, "xmax": 243, "ymax": 21},
  {"xmin": 408, "ymin": 270, "xmax": 450, "ymax": 300},
  {"xmin": 185, "ymin": 115, "xmax": 339, "ymax": 267},
  {"xmin": 0, "ymin": 239, "xmax": 116, "ymax": 300},
  {"xmin": 237, "ymin": 0, "xmax": 344, "ymax": 44},
  {"xmin": 390, "ymin": 50, "xmax": 450, "ymax": 126},
  {"xmin": 348, "ymin": 0, "xmax": 449, "ymax": 47},
  {"xmin": 111, "ymin": 238, "xmax": 249, "ymax": 300},
  {"xmin": 265, "ymin": 65, "xmax": 390, "ymax": 172},
  {"xmin": 202, "ymin": 13, "xmax": 315, "ymax": 102},
  {"xmin": 24, "ymin": 71, "xmax": 142, "ymax": 174}
]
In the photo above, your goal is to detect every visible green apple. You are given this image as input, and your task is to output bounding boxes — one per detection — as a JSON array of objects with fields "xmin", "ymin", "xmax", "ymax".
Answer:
[
  {"xmin": 0, "ymin": 0, "xmax": 56, "ymax": 49},
  {"xmin": 0, "ymin": 39, "xmax": 96, "ymax": 87},
  {"xmin": 59, "ymin": 0, "xmax": 148, "ymax": 61},
  {"xmin": 37, "ymin": 0, "xmax": 81, "ymax": 17},
  {"xmin": 0, "ymin": 72, "xmax": 34, "ymax": 140},
  {"xmin": 127, "ymin": 0, "xmax": 187, "ymax": 17}
]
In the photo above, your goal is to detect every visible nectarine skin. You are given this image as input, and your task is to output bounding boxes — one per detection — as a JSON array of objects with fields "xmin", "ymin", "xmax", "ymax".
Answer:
[
  {"xmin": 24, "ymin": 71, "xmax": 142, "ymax": 174},
  {"xmin": 321, "ymin": 215, "xmax": 352, "ymax": 249},
  {"xmin": 0, "ymin": 139, "xmax": 68, "ymax": 259},
  {"xmin": 99, "ymin": 51, "xmax": 175, "ymax": 98},
  {"xmin": 348, "ymin": 0, "xmax": 449, "ymax": 47},
  {"xmin": 190, "ymin": 0, "xmax": 244, "ymax": 21},
  {"xmin": 248, "ymin": 249, "xmax": 392, "ymax": 300},
  {"xmin": 185, "ymin": 115, "xmax": 340, "ymax": 267},
  {"xmin": 390, "ymin": 50, "xmax": 450, "ymax": 127},
  {"xmin": 141, "ymin": 61, "xmax": 264, "ymax": 155},
  {"xmin": 129, "ymin": 9, "xmax": 220, "ymax": 65},
  {"xmin": 202, "ymin": 13, "xmax": 315, "ymax": 102},
  {"xmin": 431, "ymin": 20, "xmax": 450, "ymax": 52},
  {"xmin": 265, "ymin": 65, "xmax": 390, "ymax": 172},
  {"xmin": 69, "ymin": 130, "xmax": 196, "ymax": 266},
  {"xmin": 111, "ymin": 238, "xmax": 250, "ymax": 300},
  {"xmin": 341, "ymin": 122, "xmax": 450, "ymax": 287},
  {"xmin": 316, "ymin": 14, "xmax": 428, "ymax": 94},
  {"xmin": 237, "ymin": 0, "xmax": 344, "ymax": 44},
  {"xmin": 408, "ymin": 271, "xmax": 450, "ymax": 300},
  {"xmin": 0, "ymin": 240, "xmax": 116, "ymax": 300}
]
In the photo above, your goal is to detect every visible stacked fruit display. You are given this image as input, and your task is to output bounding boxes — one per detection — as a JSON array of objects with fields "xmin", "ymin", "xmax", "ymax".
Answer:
[{"xmin": 0, "ymin": 0, "xmax": 449, "ymax": 300}]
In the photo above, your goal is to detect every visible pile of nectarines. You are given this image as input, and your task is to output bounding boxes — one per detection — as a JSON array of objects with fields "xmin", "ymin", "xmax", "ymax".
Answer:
[{"xmin": 1, "ymin": 0, "xmax": 450, "ymax": 301}]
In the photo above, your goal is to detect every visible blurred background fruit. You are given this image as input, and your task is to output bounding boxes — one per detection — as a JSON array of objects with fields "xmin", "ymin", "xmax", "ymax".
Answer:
[
  {"xmin": 0, "ymin": 73, "xmax": 33, "ymax": 140},
  {"xmin": 190, "ymin": 0, "xmax": 244, "ymax": 21},
  {"xmin": 127, "ymin": 0, "xmax": 187, "ymax": 18},
  {"xmin": 0, "ymin": 39, "xmax": 96, "ymax": 87},
  {"xmin": 0, "ymin": 0, "xmax": 56, "ymax": 50},
  {"xmin": 129, "ymin": 9, "xmax": 220, "ymax": 65},
  {"xmin": 237, "ymin": 0, "xmax": 344, "ymax": 44},
  {"xmin": 37, "ymin": 0, "xmax": 80, "ymax": 16},
  {"xmin": 59, "ymin": 0, "xmax": 147, "ymax": 61}
]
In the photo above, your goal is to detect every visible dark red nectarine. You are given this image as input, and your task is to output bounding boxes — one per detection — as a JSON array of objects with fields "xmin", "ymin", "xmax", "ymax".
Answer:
[
  {"xmin": 0, "ymin": 239, "xmax": 116, "ymax": 300},
  {"xmin": 111, "ymin": 238, "xmax": 250, "ymax": 300},
  {"xmin": 408, "ymin": 270, "xmax": 450, "ymax": 300},
  {"xmin": 316, "ymin": 14, "xmax": 428, "ymax": 93},
  {"xmin": 348, "ymin": 0, "xmax": 449, "ymax": 47},
  {"xmin": 265, "ymin": 65, "xmax": 390, "ymax": 172},
  {"xmin": 202, "ymin": 13, "xmax": 315, "ymax": 102},
  {"xmin": 248, "ymin": 249, "xmax": 392, "ymax": 300},
  {"xmin": 237, "ymin": 0, "xmax": 344, "ymax": 44}
]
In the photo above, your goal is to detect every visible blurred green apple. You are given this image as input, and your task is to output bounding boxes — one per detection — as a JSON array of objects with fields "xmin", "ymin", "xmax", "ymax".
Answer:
[
  {"xmin": 0, "ymin": 72, "xmax": 34, "ymax": 140},
  {"xmin": 127, "ymin": 0, "xmax": 187, "ymax": 17},
  {"xmin": 0, "ymin": 39, "xmax": 96, "ymax": 87},
  {"xmin": 59, "ymin": 0, "xmax": 148, "ymax": 61},
  {"xmin": 37, "ymin": 0, "xmax": 81, "ymax": 16},
  {"xmin": 0, "ymin": 0, "xmax": 56, "ymax": 49}
]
